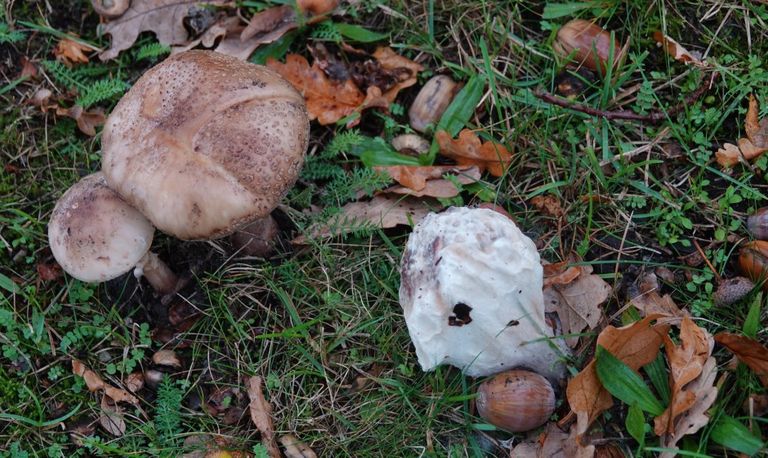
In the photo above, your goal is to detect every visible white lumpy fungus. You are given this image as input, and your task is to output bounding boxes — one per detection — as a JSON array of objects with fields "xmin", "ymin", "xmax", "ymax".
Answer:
[{"xmin": 399, "ymin": 207, "xmax": 566, "ymax": 379}]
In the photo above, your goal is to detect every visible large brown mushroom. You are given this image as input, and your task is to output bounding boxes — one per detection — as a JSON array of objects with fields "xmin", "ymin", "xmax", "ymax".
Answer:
[
  {"xmin": 100, "ymin": 50, "xmax": 310, "ymax": 241},
  {"xmin": 48, "ymin": 173, "xmax": 178, "ymax": 294}
]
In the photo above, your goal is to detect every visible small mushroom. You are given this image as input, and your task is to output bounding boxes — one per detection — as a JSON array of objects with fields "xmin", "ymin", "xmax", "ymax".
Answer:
[
  {"xmin": 230, "ymin": 215, "xmax": 279, "ymax": 258},
  {"xmin": 399, "ymin": 207, "xmax": 566, "ymax": 379},
  {"xmin": 391, "ymin": 134, "xmax": 430, "ymax": 156},
  {"xmin": 48, "ymin": 173, "xmax": 178, "ymax": 294},
  {"xmin": 101, "ymin": 50, "xmax": 310, "ymax": 241},
  {"xmin": 91, "ymin": 0, "xmax": 130, "ymax": 18}
]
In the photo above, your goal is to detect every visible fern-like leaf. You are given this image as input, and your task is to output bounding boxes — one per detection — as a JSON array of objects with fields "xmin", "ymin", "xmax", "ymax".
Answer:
[
  {"xmin": 155, "ymin": 376, "xmax": 183, "ymax": 457},
  {"xmin": 76, "ymin": 78, "xmax": 130, "ymax": 109},
  {"xmin": 135, "ymin": 42, "xmax": 171, "ymax": 61},
  {"xmin": 0, "ymin": 23, "xmax": 25, "ymax": 44}
]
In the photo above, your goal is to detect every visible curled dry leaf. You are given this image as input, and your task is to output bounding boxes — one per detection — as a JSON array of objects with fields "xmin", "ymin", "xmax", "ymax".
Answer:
[
  {"xmin": 714, "ymin": 332, "xmax": 768, "ymax": 387},
  {"xmin": 376, "ymin": 165, "xmax": 481, "ymax": 198},
  {"xmin": 657, "ymin": 357, "xmax": 718, "ymax": 458},
  {"xmin": 435, "ymin": 129, "xmax": 512, "ymax": 177},
  {"xmin": 543, "ymin": 262, "xmax": 611, "ymax": 347},
  {"xmin": 628, "ymin": 272, "xmax": 684, "ymax": 318},
  {"xmin": 371, "ymin": 46, "xmax": 423, "ymax": 103},
  {"xmin": 246, "ymin": 376, "xmax": 280, "ymax": 458},
  {"xmin": 280, "ymin": 434, "xmax": 318, "ymax": 458},
  {"xmin": 652, "ymin": 31, "xmax": 704, "ymax": 66},
  {"xmin": 125, "ymin": 372, "xmax": 144, "ymax": 393},
  {"xmin": 72, "ymin": 359, "xmax": 139, "ymax": 404},
  {"xmin": 98, "ymin": 0, "xmax": 226, "ymax": 61},
  {"xmin": 297, "ymin": 0, "xmax": 338, "ymax": 16},
  {"xmin": 566, "ymin": 315, "xmax": 669, "ymax": 438},
  {"xmin": 99, "ymin": 395, "xmax": 126, "ymax": 436},
  {"xmin": 267, "ymin": 54, "xmax": 364, "ymax": 125},
  {"xmin": 294, "ymin": 194, "xmax": 439, "ymax": 242},
  {"xmin": 716, "ymin": 95, "xmax": 768, "ymax": 167},
  {"xmin": 152, "ymin": 349, "xmax": 182, "ymax": 368},
  {"xmin": 509, "ymin": 422, "xmax": 570, "ymax": 457},
  {"xmin": 54, "ymin": 36, "xmax": 93, "ymax": 66},
  {"xmin": 56, "ymin": 105, "xmax": 106, "ymax": 136},
  {"xmin": 29, "ymin": 89, "xmax": 54, "ymax": 111},
  {"xmin": 653, "ymin": 316, "xmax": 713, "ymax": 436},
  {"xmin": 210, "ymin": 5, "xmax": 298, "ymax": 61}
]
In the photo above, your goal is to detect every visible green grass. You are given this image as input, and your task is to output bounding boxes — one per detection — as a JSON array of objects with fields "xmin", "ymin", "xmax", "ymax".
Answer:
[{"xmin": 2, "ymin": 0, "xmax": 768, "ymax": 456}]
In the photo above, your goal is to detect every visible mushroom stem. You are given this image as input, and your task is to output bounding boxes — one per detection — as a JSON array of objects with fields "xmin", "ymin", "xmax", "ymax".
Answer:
[
  {"xmin": 230, "ymin": 214, "xmax": 279, "ymax": 257},
  {"xmin": 135, "ymin": 252, "xmax": 178, "ymax": 295}
]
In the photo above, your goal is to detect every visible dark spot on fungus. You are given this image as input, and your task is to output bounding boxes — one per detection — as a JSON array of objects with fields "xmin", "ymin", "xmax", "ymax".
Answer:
[
  {"xmin": 448, "ymin": 303, "xmax": 472, "ymax": 327},
  {"xmin": 507, "ymin": 320, "xmax": 519, "ymax": 327}
]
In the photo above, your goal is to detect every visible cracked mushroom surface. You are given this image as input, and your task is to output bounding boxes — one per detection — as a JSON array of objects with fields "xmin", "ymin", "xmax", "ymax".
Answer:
[
  {"xmin": 399, "ymin": 207, "xmax": 566, "ymax": 379},
  {"xmin": 101, "ymin": 50, "xmax": 310, "ymax": 240}
]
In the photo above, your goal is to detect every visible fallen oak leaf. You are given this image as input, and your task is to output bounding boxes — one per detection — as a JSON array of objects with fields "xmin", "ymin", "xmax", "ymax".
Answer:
[
  {"xmin": 714, "ymin": 332, "xmax": 768, "ymax": 387},
  {"xmin": 56, "ymin": 105, "xmax": 106, "ymax": 136},
  {"xmin": 435, "ymin": 129, "xmax": 512, "ymax": 177},
  {"xmin": 215, "ymin": 5, "xmax": 298, "ymax": 61},
  {"xmin": 54, "ymin": 36, "xmax": 94, "ymax": 66},
  {"xmin": 246, "ymin": 376, "xmax": 280, "ymax": 458},
  {"xmin": 566, "ymin": 315, "xmax": 669, "ymax": 438},
  {"xmin": 98, "ymin": 0, "xmax": 226, "ymax": 61},
  {"xmin": 99, "ymin": 395, "xmax": 126, "ymax": 437},
  {"xmin": 543, "ymin": 262, "xmax": 611, "ymax": 347},
  {"xmin": 653, "ymin": 316, "xmax": 713, "ymax": 436},
  {"xmin": 531, "ymin": 194, "xmax": 564, "ymax": 218},
  {"xmin": 657, "ymin": 357, "xmax": 718, "ymax": 458},
  {"xmin": 745, "ymin": 94, "xmax": 768, "ymax": 148},
  {"xmin": 375, "ymin": 164, "xmax": 480, "ymax": 198},
  {"xmin": 542, "ymin": 260, "xmax": 581, "ymax": 288},
  {"xmin": 72, "ymin": 359, "xmax": 139, "ymax": 405},
  {"xmin": 652, "ymin": 31, "xmax": 704, "ymax": 67},
  {"xmin": 293, "ymin": 194, "xmax": 440, "ymax": 242},
  {"xmin": 628, "ymin": 272, "xmax": 684, "ymax": 318},
  {"xmin": 715, "ymin": 143, "xmax": 743, "ymax": 168},
  {"xmin": 371, "ymin": 46, "xmax": 423, "ymax": 103},
  {"xmin": 267, "ymin": 54, "xmax": 364, "ymax": 125}
]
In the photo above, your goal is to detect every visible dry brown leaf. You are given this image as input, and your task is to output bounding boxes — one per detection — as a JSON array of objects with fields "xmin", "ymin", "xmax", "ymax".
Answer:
[
  {"xmin": 125, "ymin": 372, "xmax": 144, "ymax": 393},
  {"xmin": 714, "ymin": 332, "xmax": 768, "ymax": 387},
  {"xmin": 372, "ymin": 46, "xmax": 423, "ymax": 102},
  {"xmin": 715, "ymin": 143, "xmax": 743, "ymax": 168},
  {"xmin": 152, "ymin": 349, "xmax": 182, "ymax": 368},
  {"xmin": 72, "ymin": 359, "xmax": 139, "ymax": 404},
  {"xmin": 56, "ymin": 105, "xmax": 106, "ymax": 136},
  {"xmin": 658, "ymin": 357, "xmax": 718, "ymax": 458},
  {"xmin": 99, "ymin": 0, "xmax": 226, "ymax": 61},
  {"xmin": 29, "ymin": 89, "xmax": 54, "ymax": 111},
  {"xmin": 20, "ymin": 57, "xmax": 38, "ymax": 79},
  {"xmin": 99, "ymin": 395, "xmax": 126, "ymax": 437},
  {"xmin": 629, "ymin": 272, "xmax": 684, "ymax": 318},
  {"xmin": 531, "ymin": 195, "xmax": 564, "ymax": 218},
  {"xmin": 567, "ymin": 315, "xmax": 669, "ymax": 438},
  {"xmin": 542, "ymin": 261, "xmax": 581, "ymax": 288},
  {"xmin": 654, "ymin": 316, "xmax": 713, "ymax": 435},
  {"xmin": 279, "ymin": 434, "xmax": 318, "ymax": 458},
  {"xmin": 376, "ymin": 165, "xmax": 480, "ymax": 198},
  {"xmin": 267, "ymin": 54, "xmax": 365, "ymax": 125},
  {"xmin": 543, "ymin": 263, "xmax": 611, "ymax": 347},
  {"xmin": 36, "ymin": 261, "xmax": 63, "ymax": 281},
  {"xmin": 295, "ymin": 194, "xmax": 440, "ymax": 242},
  {"xmin": 435, "ymin": 129, "xmax": 512, "ymax": 177},
  {"xmin": 652, "ymin": 31, "xmax": 704, "ymax": 66},
  {"xmin": 246, "ymin": 376, "xmax": 280, "ymax": 458},
  {"xmin": 509, "ymin": 422, "xmax": 571, "ymax": 457},
  {"xmin": 54, "ymin": 37, "xmax": 93, "ymax": 66},
  {"xmin": 746, "ymin": 94, "xmax": 768, "ymax": 148},
  {"xmin": 211, "ymin": 6, "xmax": 298, "ymax": 61}
]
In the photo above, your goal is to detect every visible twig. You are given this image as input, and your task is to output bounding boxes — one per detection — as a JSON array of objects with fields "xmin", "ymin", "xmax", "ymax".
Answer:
[
  {"xmin": 692, "ymin": 239, "xmax": 722, "ymax": 284},
  {"xmin": 535, "ymin": 72, "xmax": 718, "ymax": 124}
]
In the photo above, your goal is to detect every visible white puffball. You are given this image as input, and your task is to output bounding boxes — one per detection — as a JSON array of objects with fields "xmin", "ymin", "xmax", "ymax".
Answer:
[{"xmin": 399, "ymin": 207, "xmax": 566, "ymax": 379}]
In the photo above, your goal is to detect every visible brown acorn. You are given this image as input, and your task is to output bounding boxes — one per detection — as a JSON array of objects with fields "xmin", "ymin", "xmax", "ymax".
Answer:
[
  {"xmin": 475, "ymin": 369, "xmax": 555, "ymax": 432},
  {"xmin": 408, "ymin": 75, "xmax": 459, "ymax": 133},
  {"xmin": 739, "ymin": 241, "xmax": 768, "ymax": 290},
  {"xmin": 747, "ymin": 207, "xmax": 768, "ymax": 240},
  {"xmin": 553, "ymin": 19, "xmax": 624, "ymax": 73}
]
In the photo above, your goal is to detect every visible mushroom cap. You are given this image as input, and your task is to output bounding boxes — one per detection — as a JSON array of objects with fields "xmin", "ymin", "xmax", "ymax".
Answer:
[
  {"xmin": 48, "ymin": 172, "xmax": 154, "ymax": 283},
  {"xmin": 101, "ymin": 50, "xmax": 310, "ymax": 240},
  {"xmin": 399, "ymin": 207, "xmax": 566, "ymax": 379}
]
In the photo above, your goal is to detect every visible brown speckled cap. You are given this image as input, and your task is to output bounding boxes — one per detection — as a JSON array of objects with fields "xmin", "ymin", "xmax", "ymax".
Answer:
[
  {"xmin": 101, "ymin": 50, "xmax": 310, "ymax": 240},
  {"xmin": 48, "ymin": 173, "xmax": 154, "ymax": 282}
]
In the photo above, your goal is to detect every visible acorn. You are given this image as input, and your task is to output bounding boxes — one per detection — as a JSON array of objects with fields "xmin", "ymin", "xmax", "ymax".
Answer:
[
  {"xmin": 408, "ymin": 75, "xmax": 459, "ymax": 133},
  {"xmin": 553, "ymin": 19, "xmax": 624, "ymax": 73},
  {"xmin": 739, "ymin": 241, "xmax": 768, "ymax": 290},
  {"xmin": 475, "ymin": 369, "xmax": 555, "ymax": 432},
  {"xmin": 747, "ymin": 207, "xmax": 768, "ymax": 240}
]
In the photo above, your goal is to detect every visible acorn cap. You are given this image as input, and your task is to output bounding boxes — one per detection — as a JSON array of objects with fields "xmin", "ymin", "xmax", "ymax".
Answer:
[
  {"xmin": 101, "ymin": 50, "xmax": 310, "ymax": 240},
  {"xmin": 48, "ymin": 173, "xmax": 154, "ymax": 282}
]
